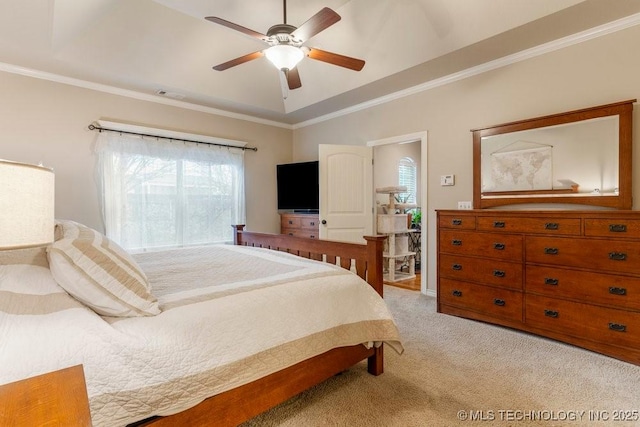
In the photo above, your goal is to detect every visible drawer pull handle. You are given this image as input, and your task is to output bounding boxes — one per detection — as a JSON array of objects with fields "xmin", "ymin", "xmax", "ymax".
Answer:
[
  {"xmin": 609, "ymin": 287, "xmax": 627, "ymax": 296},
  {"xmin": 608, "ymin": 323, "xmax": 627, "ymax": 333},
  {"xmin": 288, "ymin": 220, "xmax": 293, "ymax": 225},
  {"xmin": 609, "ymin": 224, "xmax": 627, "ymax": 233},
  {"xmin": 309, "ymin": 235, "xmax": 316, "ymax": 239},
  {"xmin": 288, "ymin": 233, "xmax": 294, "ymax": 236},
  {"xmin": 544, "ymin": 222, "xmax": 559, "ymax": 230},
  {"xmin": 493, "ymin": 298, "xmax": 506, "ymax": 306},
  {"xmin": 452, "ymin": 219, "xmax": 462, "ymax": 226},
  {"xmin": 608, "ymin": 252, "xmax": 627, "ymax": 261},
  {"xmin": 493, "ymin": 270, "xmax": 505, "ymax": 278},
  {"xmin": 452, "ymin": 290, "xmax": 463, "ymax": 297},
  {"xmin": 493, "ymin": 221, "xmax": 505, "ymax": 228},
  {"xmin": 493, "ymin": 243, "xmax": 505, "ymax": 250},
  {"xmin": 452, "ymin": 264, "xmax": 462, "ymax": 271},
  {"xmin": 544, "ymin": 309, "xmax": 559, "ymax": 318},
  {"xmin": 544, "ymin": 247, "xmax": 559, "ymax": 255},
  {"xmin": 452, "ymin": 239, "xmax": 462, "ymax": 246},
  {"xmin": 544, "ymin": 278, "xmax": 559, "ymax": 286},
  {"xmin": 309, "ymin": 222, "xmax": 315, "ymax": 226}
]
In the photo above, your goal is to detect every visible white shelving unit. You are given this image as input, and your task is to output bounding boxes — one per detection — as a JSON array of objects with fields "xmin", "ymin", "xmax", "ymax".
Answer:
[{"xmin": 376, "ymin": 187, "xmax": 416, "ymax": 283}]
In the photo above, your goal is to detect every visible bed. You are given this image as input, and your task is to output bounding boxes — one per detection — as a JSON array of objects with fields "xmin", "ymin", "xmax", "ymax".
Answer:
[{"xmin": 0, "ymin": 222, "xmax": 403, "ymax": 426}]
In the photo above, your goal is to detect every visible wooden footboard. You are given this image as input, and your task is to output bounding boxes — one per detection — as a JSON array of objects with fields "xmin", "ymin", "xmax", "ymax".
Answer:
[
  {"xmin": 233, "ymin": 225, "xmax": 386, "ymax": 375},
  {"xmin": 233, "ymin": 225, "xmax": 386, "ymax": 296},
  {"xmin": 133, "ymin": 228, "xmax": 387, "ymax": 427}
]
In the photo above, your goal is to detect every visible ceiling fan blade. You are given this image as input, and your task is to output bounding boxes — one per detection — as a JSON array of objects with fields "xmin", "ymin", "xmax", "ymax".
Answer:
[
  {"xmin": 213, "ymin": 51, "xmax": 264, "ymax": 71},
  {"xmin": 307, "ymin": 48, "xmax": 365, "ymax": 71},
  {"xmin": 205, "ymin": 16, "xmax": 267, "ymax": 41},
  {"xmin": 291, "ymin": 7, "xmax": 341, "ymax": 42},
  {"xmin": 285, "ymin": 68, "xmax": 302, "ymax": 90}
]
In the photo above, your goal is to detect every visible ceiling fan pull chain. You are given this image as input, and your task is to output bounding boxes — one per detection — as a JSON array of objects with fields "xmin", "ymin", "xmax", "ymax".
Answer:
[{"xmin": 279, "ymin": 70, "xmax": 290, "ymax": 99}]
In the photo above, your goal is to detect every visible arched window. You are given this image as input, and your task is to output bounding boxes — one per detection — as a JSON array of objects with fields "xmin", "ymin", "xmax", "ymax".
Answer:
[{"xmin": 398, "ymin": 157, "xmax": 416, "ymax": 204}]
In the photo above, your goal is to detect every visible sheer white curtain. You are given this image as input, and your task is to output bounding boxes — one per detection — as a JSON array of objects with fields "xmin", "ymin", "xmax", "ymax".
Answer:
[{"xmin": 95, "ymin": 132, "xmax": 245, "ymax": 251}]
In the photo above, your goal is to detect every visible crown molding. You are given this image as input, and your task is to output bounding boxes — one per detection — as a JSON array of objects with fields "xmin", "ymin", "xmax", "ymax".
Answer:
[
  {"xmin": 0, "ymin": 62, "xmax": 293, "ymax": 130},
  {"xmin": 1, "ymin": 11, "xmax": 639, "ymax": 131},
  {"xmin": 293, "ymin": 12, "xmax": 640, "ymax": 129}
]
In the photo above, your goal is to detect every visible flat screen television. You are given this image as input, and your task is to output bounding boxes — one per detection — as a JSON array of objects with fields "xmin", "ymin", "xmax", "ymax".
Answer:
[{"xmin": 276, "ymin": 161, "xmax": 319, "ymax": 212}]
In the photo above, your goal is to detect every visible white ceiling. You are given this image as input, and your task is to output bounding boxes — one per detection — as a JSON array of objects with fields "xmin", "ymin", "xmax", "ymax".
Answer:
[{"xmin": 1, "ymin": 0, "xmax": 639, "ymax": 125}]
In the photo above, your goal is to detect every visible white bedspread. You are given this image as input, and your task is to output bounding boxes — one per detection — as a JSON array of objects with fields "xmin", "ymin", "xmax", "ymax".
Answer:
[{"xmin": 0, "ymin": 244, "xmax": 402, "ymax": 426}]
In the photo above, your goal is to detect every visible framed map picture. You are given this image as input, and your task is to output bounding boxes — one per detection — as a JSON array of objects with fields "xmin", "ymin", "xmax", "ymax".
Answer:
[{"xmin": 487, "ymin": 145, "xmax": 552, "ymax": 192}]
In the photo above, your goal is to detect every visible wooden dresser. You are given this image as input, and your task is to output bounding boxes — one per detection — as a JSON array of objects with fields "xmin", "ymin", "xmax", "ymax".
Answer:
[
  {"xmin": 437, "ymin": 209, "xmax": 640, "ymax": 365},
  {"xmin": 280, "ymin": 213, "xmax": 319, "ymax": 239}
]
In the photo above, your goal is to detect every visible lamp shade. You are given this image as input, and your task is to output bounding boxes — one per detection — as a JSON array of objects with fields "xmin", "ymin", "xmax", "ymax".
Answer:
[
  {"xmin": 264, "ymin": 45, "xmax": 304, "ymax": 71},
  {"xmin": 0, "ymin": 159, "xmax": 55, "ymax": 249}
]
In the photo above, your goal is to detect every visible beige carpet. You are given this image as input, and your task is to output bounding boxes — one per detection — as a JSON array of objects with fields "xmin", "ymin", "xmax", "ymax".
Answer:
[{"xmin": 242, "ymin": 285, "xmax": 640, "ymax": 426}]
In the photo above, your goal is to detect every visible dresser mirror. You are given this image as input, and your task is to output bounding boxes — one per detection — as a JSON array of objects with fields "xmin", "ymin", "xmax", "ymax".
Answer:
[{"xmin": 472, "ymin": 100, "xmax": 635, "ymax": 209}]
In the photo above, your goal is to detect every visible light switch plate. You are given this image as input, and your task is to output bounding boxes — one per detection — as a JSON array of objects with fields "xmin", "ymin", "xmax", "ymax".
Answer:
[
  {"xmin": 457, "ymin": 201, "xmax": 473, "ymax": 210},
  {"xmin": 440, "ymin": 174, "xmax": 455, "ymax": 186}
]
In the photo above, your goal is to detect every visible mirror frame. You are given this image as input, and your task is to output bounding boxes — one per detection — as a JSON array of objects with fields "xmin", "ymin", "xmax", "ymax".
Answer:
[{"xmin": 472, "ymin": 100, "xmax": 635, "ymax": 210}]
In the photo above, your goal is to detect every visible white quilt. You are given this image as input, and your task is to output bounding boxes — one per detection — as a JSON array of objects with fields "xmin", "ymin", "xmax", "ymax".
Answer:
[{"xmin": 0, "ymin": 244, "xmax": 402, "ymax": 426}]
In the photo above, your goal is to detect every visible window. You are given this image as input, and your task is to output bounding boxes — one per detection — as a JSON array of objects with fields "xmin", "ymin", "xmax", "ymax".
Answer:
[
  {"xmin": 398, "ymin": 157, "xmax": 416, "ymax": 204},
  {"xmin": 95, "ymin": 130, "xmax": 245, "ymax": 251}
]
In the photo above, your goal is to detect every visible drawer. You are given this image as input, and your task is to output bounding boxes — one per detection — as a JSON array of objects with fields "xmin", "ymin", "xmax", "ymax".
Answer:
[
  {"xmin": 477, "ymin": 216, "xmax": 581, "ymax": 235},
  {"xmin": 282, "ymin": 228, "xmax": 318, "ymax": 239},
  {"xmin": 525, "ymin": 265, "xmax": 640, "ymax": 311},
  {"xmin": 439, "ymin": 254, "xmax": 522, "ymax": 290},
  {"xmin": 439, "ymin": 230, "xmax": 522, "ymax": 261},
  {"xmin": 440, "ymin": 278, "xmax": 523, "ymax": 322},
  {"xmin": 300, "ymin": 216, "xmax": 319, "ymax": 230},
  {"xmin": 526, "ymin": 294, "xmax": 640, "ymax": 349},
  {"xmin": 281, "ymin": 216, "xmax": 301, "ymax": 230},
  {"xmin": 438, "ymin": 215, "xmax": 476, "ymax": 230},
  {"xmin": 281, "ymin": 227, "xmax": 297, "ymax": 237},
  {"xmin": 526, "ymin": 236, "xmax": 640, "ymax": 274},
  {"xmin": 585, "ymin": 218, "xmax": 640, "ymax": 239}
]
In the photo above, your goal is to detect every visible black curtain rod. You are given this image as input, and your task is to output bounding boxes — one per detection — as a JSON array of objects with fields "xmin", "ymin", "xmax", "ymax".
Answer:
[{"xmin": 88, "ymin": 124, "xmax": 258, "ymax": 152}]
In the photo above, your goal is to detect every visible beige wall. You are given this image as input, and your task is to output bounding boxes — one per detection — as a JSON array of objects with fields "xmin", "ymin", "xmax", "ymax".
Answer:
[
  {"xmin": 293, "ymin": 24, "xmax": 640, "ymax": 293},
  {"xmin": 3, "ymin": 24, "xmax": 639, "ymax": 293},
  {"xmin": 0, "ymin": 72, "xmax": 292, "ymax": 234}
]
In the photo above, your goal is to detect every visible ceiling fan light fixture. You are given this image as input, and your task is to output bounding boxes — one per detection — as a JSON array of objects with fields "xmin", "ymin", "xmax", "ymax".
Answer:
[{"xmin": 265, "ymin": 44, "xmax": 304, "ymax": 71}]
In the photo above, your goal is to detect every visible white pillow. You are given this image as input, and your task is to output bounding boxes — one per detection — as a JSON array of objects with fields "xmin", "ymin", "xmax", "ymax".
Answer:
[{"xmin": 47, "ymin": 220, "xmax": 160, "ymax": 317}]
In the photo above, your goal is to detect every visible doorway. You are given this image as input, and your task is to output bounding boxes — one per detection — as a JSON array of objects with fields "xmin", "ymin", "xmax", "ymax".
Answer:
[{"xmin": 368, "ymin": 132, "xmax": 428, "ymax": 294}]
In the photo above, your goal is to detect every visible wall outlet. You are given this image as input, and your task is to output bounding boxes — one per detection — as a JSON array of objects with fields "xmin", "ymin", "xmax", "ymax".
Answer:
[
  {"xmin": 440, "ymin": 174, "xmax": 455, "ymax": 186},
  {"xmin": 457, "ymin": 201, "xmax": 473, "ymax": 210}
]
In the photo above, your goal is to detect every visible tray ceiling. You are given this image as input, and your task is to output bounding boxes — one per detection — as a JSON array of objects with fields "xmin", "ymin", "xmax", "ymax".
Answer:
[{"xmin": 0, "ymin": 0, "xmax": 638, "ymax": 125}]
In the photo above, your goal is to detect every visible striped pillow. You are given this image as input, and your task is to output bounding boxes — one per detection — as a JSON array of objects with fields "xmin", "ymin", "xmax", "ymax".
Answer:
[{"xmin": 47, "ymin": 220, "xmax": 160, "ymax": 317}]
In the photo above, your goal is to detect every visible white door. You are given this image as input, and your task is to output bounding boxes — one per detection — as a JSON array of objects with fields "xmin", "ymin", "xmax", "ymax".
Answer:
[{"xmin": 319, "ymin": 144, "xmax": 373, "ymax": 243}]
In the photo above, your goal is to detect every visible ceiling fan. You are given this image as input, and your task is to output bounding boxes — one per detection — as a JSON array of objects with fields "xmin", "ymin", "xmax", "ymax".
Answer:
[{"xmin": 205, "ymin": 0, "xmax": 365, "ymax": 93}]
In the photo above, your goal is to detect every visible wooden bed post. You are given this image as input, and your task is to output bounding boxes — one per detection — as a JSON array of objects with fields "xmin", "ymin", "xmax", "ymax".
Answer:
[
  {"xmin": 363, "ymin": 235, "xmax": 386, "ymax": 297},
  {"xmin": 232, "ymin": 224, "xmax": 245, "ymax": 246},
  {"xmin": 363, "ymin": 235, "xmax": 386, "ymax": 376},
  {"xmin": 368, "ymin": 346, "xmax": 384, "ymax": 376}
]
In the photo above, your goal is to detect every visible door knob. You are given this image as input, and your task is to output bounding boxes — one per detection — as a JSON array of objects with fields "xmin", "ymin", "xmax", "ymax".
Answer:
[{"xmin": 321, "ymin": 220, "xmax": 327, "ymax": 225}]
